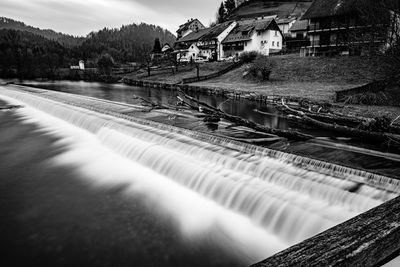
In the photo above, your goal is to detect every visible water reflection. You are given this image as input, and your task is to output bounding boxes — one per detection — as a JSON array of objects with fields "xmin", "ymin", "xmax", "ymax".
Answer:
[{"xmin": 18, "ymin": 80, "xmax": 289, "ymax": 130}]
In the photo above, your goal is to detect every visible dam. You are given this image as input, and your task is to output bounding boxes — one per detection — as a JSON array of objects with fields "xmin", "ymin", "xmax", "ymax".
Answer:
[{"xmin": 1, "ymin": 84, "xmax": 400, "ymax": 266}]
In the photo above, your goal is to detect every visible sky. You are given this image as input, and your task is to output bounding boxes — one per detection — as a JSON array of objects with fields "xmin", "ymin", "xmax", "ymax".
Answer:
[{"xmin": 0, "ymin": 0, "xmax": 222, "ymax": 36}]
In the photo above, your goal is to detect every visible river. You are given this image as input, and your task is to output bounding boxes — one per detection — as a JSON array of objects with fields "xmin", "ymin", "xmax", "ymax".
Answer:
[{"xmin": 0, "ymin": 80, "xmax": 399, "ymax": 266}]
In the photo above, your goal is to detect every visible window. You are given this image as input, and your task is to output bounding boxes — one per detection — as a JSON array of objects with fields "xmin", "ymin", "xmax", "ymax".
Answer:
[
  {"xmin": 275, "ymin": 30, "xmax": 278, "ymax": 36},
  {"xmin": 193, "ymin": 53, "xmax": 195, "ymax": 57},
  {"xmin": 272, "ymin": 41, "xmax": 275, "ymax": 46},
  {"xmin": 277, "ymin": 42, "xmax": 279, "ymax": 47}
]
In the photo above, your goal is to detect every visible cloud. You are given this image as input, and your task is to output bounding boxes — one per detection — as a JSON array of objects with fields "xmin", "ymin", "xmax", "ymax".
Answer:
[{"xmin": 0, "ymin": 0, "xmax": 220, "ymax": 36}]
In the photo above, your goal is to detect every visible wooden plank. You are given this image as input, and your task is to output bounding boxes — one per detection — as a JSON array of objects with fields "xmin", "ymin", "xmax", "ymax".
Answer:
[{"xmin": 252, "ymin": 196, "xmax": 400, "ymax": 267}]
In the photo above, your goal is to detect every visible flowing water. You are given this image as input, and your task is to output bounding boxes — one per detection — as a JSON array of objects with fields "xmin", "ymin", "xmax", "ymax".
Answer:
[
  {"xmin": 0, "ymin": 85, "xmax": 399, "ymax": 266},
  {"xmin": 10, "ymin": 79, "xmax": 400, "ymax": 177}
]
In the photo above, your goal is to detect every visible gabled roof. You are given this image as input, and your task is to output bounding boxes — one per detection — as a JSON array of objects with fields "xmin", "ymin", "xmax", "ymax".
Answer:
[
  {"xmin": 289, "ymin": 19, "xmax": 308, "ymax": 32},
  {"xmin": 222, "ymin": 17, "xmax": 280, "ymax": 44},
  {"xmin": 200, "ymin": 21, "xmax": 233, "ymax": 41},
  {"xmin": 276, "ymin": 17, "xmax": 296, "ymax": 25},
  {"xmin": 175, "ymin": 28, "xmax": 211, "ymax": 43},
  {"xmin": 177, "ymin": 19, "xmax": 204, "ymax": 34}
]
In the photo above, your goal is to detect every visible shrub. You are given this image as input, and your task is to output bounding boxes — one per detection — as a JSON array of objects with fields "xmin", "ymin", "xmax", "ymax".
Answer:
[
  {"xmin": 239, "ymin": 51, "xmax": 259, "ymax": 63},
  {"xmin": 248, "ymin": 55, "xmax": 275, "ymax": 80},
  {"xmin": 358, "ymin": 115, "xmax": 391, "ymax": 132},
  {"xmin": 97, "ymin": 53, "xmax": 115, "ymax": 75}
]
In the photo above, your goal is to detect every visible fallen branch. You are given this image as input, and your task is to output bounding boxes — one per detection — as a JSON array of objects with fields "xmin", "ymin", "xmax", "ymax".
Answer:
[
  {"xmin": 280, "ymin": 99, "xmax": 400, "ymax": 144},
  {"xmin": 178, "ymin": 90, "xmax": 313, "ymax": 141},
  {"xmin": 133, "ymin": 95, "xmax": 169, "ymax": 111}
]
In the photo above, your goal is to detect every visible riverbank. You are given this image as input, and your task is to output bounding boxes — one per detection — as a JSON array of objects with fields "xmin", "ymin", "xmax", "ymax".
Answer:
[{"xmin": 122, "ymin": 54, "xmax": 400, "ymax": 123}]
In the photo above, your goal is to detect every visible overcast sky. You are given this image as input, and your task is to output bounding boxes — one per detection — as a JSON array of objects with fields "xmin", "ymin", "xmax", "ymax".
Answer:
[{"xmin": 0, "ymin": 0, "xmax": 221, "ymax": 36}]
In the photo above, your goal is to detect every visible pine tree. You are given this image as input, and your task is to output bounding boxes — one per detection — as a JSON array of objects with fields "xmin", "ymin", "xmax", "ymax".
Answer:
[
  {"xmin": 152, "ymin": 37, "xmax": 162, "ymax": 53},
  {"xmin": 217, "ymin": 2, "xmax": 226, "ymax": 23},
  {"xmin": 225, "ymin": 0, "xmax": 236, "ymax": 19}
]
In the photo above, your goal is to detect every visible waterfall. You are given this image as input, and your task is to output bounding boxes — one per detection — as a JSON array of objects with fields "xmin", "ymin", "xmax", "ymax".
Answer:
[{"xmin": 0, "ymin": 86, "xmax": 398, "ymax": 264}]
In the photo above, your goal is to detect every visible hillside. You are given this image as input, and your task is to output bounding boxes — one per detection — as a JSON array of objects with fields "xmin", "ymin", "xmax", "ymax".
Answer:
[
  {"xmin": 0, "ymin": 29, "xmax": 67, "ymax": 78},
  {"xmin": 0, "ymin": 17, "xmax": 85, "ymax": 47},
  {"xmin": 191, "ymin": 54, "xmax": 390, "ymax": 101},
  {"xmin": 229, "ymin": 0, "xmax": 313, "ymax": 19},
  {"xmin": 0, "ymin": 18, "xmax": 177, "ymax": 78},
  {"xmin": 75, "ymin": 23, "xmax": 176, "ymax": 63}
]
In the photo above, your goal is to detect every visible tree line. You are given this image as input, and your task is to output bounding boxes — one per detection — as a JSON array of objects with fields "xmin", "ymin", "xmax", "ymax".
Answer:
[{"xmin": 0, "ymin": 19, "xmax": 176, "ymax": 79}]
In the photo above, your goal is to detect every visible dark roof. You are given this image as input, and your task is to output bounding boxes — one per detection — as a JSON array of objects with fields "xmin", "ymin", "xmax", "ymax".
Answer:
[
  {"xmin": 276, "ymin": 17, "xmax": 296, "ymax": 24},
  {"xmin": 177, "ymin": 19, "xmax": 203, "ymax": 34},
  {"xmin": 200, "ymin": 21, "xmax": 233, "ymax": 40},
  {"xmin": 175, "ymin": 28, "xmax": 211, "ymax": 43},
  {"xmin": 222, "ymin": 17, "xmax": 279, "ymax": 44},
  {"xmin": 289, "ymin": 19, "xmax": 308, "ymax": 31}
]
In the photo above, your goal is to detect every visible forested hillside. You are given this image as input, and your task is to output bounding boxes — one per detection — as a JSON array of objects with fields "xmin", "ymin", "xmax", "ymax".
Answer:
[
  {"xmin": 74, "ymin": 23, "xmax": 176, "ymax": 63},
  {"xmin": 0, "ymin": 29, "xmax": 68, "ymax": 78},
  {"xmin": 0, "ymin": 17, "xmax": 85, "ymax": 47},
  {"xmin": 0, "ymin": 18, "xmax": 176, "ymax": 78}
]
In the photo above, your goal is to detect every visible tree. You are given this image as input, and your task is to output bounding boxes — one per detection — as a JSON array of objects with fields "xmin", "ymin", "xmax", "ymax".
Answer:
[
  {"xmin": 225, "ymin": 0, "xmax": 236, "ymax": 18},
  {"xmin": 216, "ymin": 2, "xmax": 226, "ymax": 24},
  {"xmin": 97, "ymin": 53, "xmax": 114, "ymax": 75},
  {"xmin": 152, "ymin": 37, "xmax": 162, "ymax": 53}
]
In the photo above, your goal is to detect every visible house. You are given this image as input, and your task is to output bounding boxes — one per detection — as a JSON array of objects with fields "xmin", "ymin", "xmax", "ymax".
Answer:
[
  {"xmin": 196, "ymin": 21, "xmax": 237, "ymax": 60},
  {"xmin": 286, "ymin": 19, "xmax": 310, "ymax": 53},
  {"xmin": 176, "ymin": 19, "xmax": 205, "ymax": 40},
  {"xmin": 161, "ymin": 43, "xmax": 174, "ymax": 54},
  {"xmin": 174, "ymin": 28, "xmax": 211, "ymax": 62},
  {"xmin": 174, "ymin": 22, "xmax": 237, "ymax": 61},
  {"xmin": 301, "ymin": 0, "xmax": 398, "ymax": 56},
  {"xmin": 276, "ymin": 17, "xmax": 297, "ymax": 36},
  {"xmin": 222, "ymin": 17, "xmax": 284, "ymax": 58},
  {"xmin": 70, "ymin": 60, "xmax": 85, "ymax": 70},
  {"xmin": 79, "ymin": 60, "xmax": 85, "ymax": 70}
]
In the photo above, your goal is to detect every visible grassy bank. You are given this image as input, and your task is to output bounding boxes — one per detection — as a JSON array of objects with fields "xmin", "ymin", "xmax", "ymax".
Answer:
[
  {"xmin": 124, "ymin": 62, "xmax": 233, "ymax": 84},
  {"xmin": 192, "ymin": 54, "xmax": 390, "ymax": 102}
]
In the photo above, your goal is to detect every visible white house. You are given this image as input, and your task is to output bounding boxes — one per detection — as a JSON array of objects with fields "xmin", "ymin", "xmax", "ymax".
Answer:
[
  {"xmin": 176, "ymin": 19, "xmax": 205, "ymax": 40},
  {"xmin": 174, "ymin": 21, "xmax": 237, "ymax": 61},
  {"xmin": 222, "ymin": 17, "xmax": 284, "ymax": 57},
  {"xmin": 175, "ymin": 43, "xmax": 201, "ymax": 62},
  {"xmin": 79, "ymin": 60, "xmax": 85, "ymax": 70},
  {"xmin": 70, "ymin": 60, "xmax": 85, "ymax": 70},
  {"xmin": 196, "ymin": 21, "xmax": 237, "ymax": 60},
  {"xmin": 277, "ymin": 17, "xmax": 297, "ymax": 36}
]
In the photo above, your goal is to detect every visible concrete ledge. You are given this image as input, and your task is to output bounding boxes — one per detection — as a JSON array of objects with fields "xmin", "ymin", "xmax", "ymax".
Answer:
[{"xmin": 252, "ymin": 196, "xmax": 400, "ymax": 267}]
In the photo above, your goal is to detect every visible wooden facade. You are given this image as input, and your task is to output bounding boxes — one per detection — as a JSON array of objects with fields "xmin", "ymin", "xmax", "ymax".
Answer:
[{"xmin": 302, "ymin": 0, "xmax": 393, "ymax": 56}]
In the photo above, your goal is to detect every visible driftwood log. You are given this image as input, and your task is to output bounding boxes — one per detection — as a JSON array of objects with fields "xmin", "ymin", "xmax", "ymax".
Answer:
[
  {"xmin": 177, "ymin": 90, "xmax": 313, "ymax": 141},
  {"xmin": 279, "ymin": 99, "xmax": 400, "ymax": 144}
]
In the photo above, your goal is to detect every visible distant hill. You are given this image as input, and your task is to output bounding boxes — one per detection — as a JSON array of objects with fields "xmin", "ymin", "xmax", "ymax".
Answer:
[
  {"xmin": 74, "ymin": 23, "xmax": 176, "ymax": 63},
  {"xmin": 0, "ymin": 18, "xmax": 177, "ymax": 78},
  {"xmin": 0, "ymin": 17, "xmax": 85, "ymax": 47},
  {"xmin": 228, "ymin": 0, "xmax": 313, "ymax": 20}
]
